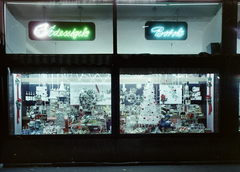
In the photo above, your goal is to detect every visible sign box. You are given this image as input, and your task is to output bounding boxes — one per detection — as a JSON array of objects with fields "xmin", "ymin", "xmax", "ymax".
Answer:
[
  {"xmin": 145, "ymin": 21, "xmax": 188, "ymax": 40},
  {"xmin": 29, "ymin": 21, "xmax": 95, "ymax": 41}
]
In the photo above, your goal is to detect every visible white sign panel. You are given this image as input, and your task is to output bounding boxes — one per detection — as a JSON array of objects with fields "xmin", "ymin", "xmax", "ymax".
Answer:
[{"xmin": 160, "ymin": 85, "xmax": 182, "ymax": 104}]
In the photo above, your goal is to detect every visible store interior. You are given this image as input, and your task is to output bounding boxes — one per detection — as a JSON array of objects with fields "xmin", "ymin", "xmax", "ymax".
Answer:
[
  {"xmin": 9, "ymin": 72, "xmax": 218, "ymax": 135},
  {"xmin": 9, "ymin": 73, "xmax": 112, "ymax": 135},
  {"xmin": 120, "ymin": 74, "xmax": 216, "ymax": 134}
]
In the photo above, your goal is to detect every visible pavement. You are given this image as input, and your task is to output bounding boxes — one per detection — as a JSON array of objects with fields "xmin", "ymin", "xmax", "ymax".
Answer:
[{"xmin": 0, "ymin": 164, "xmax": 240, "ymax": 172}]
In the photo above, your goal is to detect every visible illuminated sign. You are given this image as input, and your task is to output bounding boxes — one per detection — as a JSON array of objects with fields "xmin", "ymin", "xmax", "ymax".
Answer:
[
  {"xmin": 29, "ymin": 21, "xmax": 95, "ymax": 41},
  {"xmin": 145, "ymin": 21, "xmax": 188, "ymax": 40}
]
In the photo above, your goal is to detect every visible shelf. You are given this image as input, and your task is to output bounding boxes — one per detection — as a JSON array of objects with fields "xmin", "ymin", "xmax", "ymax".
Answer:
[
  {"xmin": 170, "ymin": 115, "xmax": 206, "ymax": 119},
  {"xmin": 47, "ymin": 117, "xmax": 69, "ymax": 120},
  {"xmin": 22, "ymin": 116, "xmax": 69, "ymax": 120},
  {"xmin": 22, "ymin": 116, "xmax": 30, "ymax": 120}
]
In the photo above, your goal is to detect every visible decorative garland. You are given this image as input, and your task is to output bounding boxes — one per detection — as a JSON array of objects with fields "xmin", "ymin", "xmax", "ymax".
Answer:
[
  {"xmin": 16, "ymin": 98, "xmax": 22, "ymax": 109},
  {"xmin": 15, "ymin": 74, "xmax": 21, "ymax": 85},
  {"xmin": 206, "ymin": 75, "xmax": 212, "ymax": 115},
  {"xmin": 15, "ymin": 74, "xmax": 21, "ymax": 124}
]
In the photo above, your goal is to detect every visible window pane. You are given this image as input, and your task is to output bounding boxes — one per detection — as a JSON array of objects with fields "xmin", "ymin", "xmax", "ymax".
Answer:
[
  {"xmin": 117, "ymin": 1, "xmax": 222, "ymax": 54},
  {"xmin": 9, "ymin": 72, "xmax": 111, "ymax": 135},
  {"xmin": 120, "ymin": 72, "xmax": 219, "ymax": 134},
  {"xmin": 5, "ymin": 1, "xmax": 113, "ymax": 54}
]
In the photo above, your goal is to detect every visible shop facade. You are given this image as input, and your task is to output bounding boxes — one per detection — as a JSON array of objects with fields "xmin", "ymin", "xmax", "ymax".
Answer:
[{"xmin": 0, "ymin": 0, "xmax": 240, "ymax": 165}]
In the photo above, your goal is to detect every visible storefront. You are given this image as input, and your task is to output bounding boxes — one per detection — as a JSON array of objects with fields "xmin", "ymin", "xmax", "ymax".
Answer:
[{"xmin": 0, "ymin": 0, "xmax": 240, "ymax": 165}]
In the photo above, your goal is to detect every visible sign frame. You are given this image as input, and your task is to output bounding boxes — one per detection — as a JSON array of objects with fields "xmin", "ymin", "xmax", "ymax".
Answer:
[
  {"xmin": 29, "ymin": 21, "xmax": 95, "ymax": 41},
  {"xmin": 145, "ymin": 21, "xmax": 188, "ymax": 40}
]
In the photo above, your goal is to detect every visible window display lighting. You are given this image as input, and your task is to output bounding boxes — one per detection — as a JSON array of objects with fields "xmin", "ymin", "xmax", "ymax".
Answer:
[
  {"xmin": 120, "ymin": 73, "xmax": 216, "ymax": 134},
  {"xmin": 11, "ymin": 73, "xmax": 111, "ymax": 135}
]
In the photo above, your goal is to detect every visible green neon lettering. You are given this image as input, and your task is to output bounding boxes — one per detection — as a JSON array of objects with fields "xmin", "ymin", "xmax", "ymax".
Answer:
[
  {"xmin": 48, "ymin": 25, "xmax": 56, "ymax": 36},
  {"xmin": 54, "ymin": 29, "xmax": 61, "ymax": 36},
  {"xmin": 47, "ymin": 25, "xmax": 90, "ymax": 39},
  {"xmin": 59, "ymin": 30, "xmax": 64, "ymax": 36}
]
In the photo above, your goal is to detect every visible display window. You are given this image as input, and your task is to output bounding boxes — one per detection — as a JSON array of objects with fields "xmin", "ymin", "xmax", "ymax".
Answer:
[
  {"xmin": 120, "ymin": 70, "xmax": 219, "ymax": 134},
  {"xmin": 8, "ymin": 70, "xmax": 112, "ymax": 135},
  {"xmin": 117, "ymin": 1, "xmax": 222, "ymax": 54},
  {"xmin": 5, "ymin": 1, "xmax": 113, "ymax": 54}
]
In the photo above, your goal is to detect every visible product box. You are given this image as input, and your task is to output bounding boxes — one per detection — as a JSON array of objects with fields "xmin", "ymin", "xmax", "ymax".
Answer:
[
  {"xmin": 181, "ymin": 115, "xmax": 187, "ymax": 119},
  {"xmin": 165, "ymin": 126, "xmax": 174, "ymax": 133},
  {"xmin": 204, "ymin": 128, "xmax": 212, "ymax": 133},
  {"xmin": 187, "ymin": 113, "xmax": 194, "ymax": 118}
]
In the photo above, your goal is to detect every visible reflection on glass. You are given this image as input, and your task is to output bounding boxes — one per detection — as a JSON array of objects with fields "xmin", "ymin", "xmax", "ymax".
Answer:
[
  {"xmin": 9, "ymin": 73, "xmax": 111, "ymax": 135},
  {"xmin": 120, "ymin": 74, "xmax": 217, "ymax": 134}
]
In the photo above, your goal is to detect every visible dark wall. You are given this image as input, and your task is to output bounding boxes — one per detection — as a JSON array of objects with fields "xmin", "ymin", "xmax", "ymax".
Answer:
[{"xmin": 1, "ymin": 136, "xmax": 240, "ymax": 164}]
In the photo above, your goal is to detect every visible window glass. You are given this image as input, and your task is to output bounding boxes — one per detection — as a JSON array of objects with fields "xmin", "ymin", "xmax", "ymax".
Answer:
[
  {"xmin": 5, "ymin": 1, "xmax": 113, "ymax": 54},
  {"xmin": 117, "ymin": 1, "xmax": 222, "ymax": 54},
  {"xmin": 9, "ymin": 72, "xmax": 111, "ymax": 135},
  {"xmin": 120, "ymin": 72, "xmax": 219, "ymax": 134}
]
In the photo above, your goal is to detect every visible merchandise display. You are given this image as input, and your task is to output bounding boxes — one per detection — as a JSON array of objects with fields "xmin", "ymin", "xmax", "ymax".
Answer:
[
  {"xmin": 11, "ymin": 73, "xmax": 111, "ymax": 135},
  {"xmin": 120, "ymin": 74, "xmax": 215, "ymax": 134}
]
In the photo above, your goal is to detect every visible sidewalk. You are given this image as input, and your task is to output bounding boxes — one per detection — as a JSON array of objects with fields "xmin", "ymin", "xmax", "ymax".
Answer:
[{"xmin": 1, "ymin": 164, "xmax": 240, "ymax": 172}]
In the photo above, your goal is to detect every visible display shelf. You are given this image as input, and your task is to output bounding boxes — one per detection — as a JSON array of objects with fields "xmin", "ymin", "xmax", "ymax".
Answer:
[
  {"xmin": 71, "ymin": 123, "xmax": 102, "ymax": 126},
  {"xmin": 22, "ymin": 116, "xmax": 70, "ymax": 121},
  {"xmin": 23, "ymin": 100, "xmax": 49, "ymax": 103},
  {"xmin": 47, "ymin": 117, "xmax": 69, "ymax": 120},
  {"xmin": 22, "ymin": 116, "xmax": 30, "ymax": 120},
  {"xmin": 22, "ymin": 100, "xmax": 36, "ymax": 105},
  {"xmin": 169, "ymin": 116, "xmax": 181, "ymax": 118}
]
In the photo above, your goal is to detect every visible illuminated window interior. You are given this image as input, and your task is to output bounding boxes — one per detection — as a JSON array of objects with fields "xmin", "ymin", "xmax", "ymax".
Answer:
[
  {"xmin": 120, "ymin": 73, "xmax": 218, "ymax": 134},
  {"xmin": 8, "ymin": 73, "xmax": 112, "ymax": 135}
]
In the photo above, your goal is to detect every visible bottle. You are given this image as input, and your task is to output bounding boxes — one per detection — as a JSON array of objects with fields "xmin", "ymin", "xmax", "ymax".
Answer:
[
  {"xmin": 33, "ymin": 92, "xmax": 35, "ymax": 101},
  {"xmin": 27, "ymin": 91, "xmax": 30, "ymax": 101},
  {"xmin": 184, "ymin": 82, "xmax": 190, "ymax": 98},
  {"xmin": 32, "ymin": 91, "xmax": 34, "ymax": 101},
  {"xmin": 29, "ymin": 91, "xmax": 31, "ymax": 101},
  {"xmin": 26, "ymin": 91, "xmax": 28, "ymax": 101},
  {"xmin": 25, "ymin": 126, "xmax": 30, "ymax": 135},
  {"xmin": 28, "ymin": 91, "xmax": 30, "ymax": 101},
  {"xmin": 30, "ymin": 91, "xmax": 33, "ymax": 101},
  {"xmin": 22, "ymin": 126, "xmax": 25, "ymax": 135},
  {"xmin": 26, "ymin": 106, "xmax": 29, "ymax": 116}
]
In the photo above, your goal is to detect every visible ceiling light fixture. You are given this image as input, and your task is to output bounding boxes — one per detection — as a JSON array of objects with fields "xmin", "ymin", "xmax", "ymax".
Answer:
[
  {"xmin": 117, "ymin": 4, "xmax": 167, "ymax": 6},
  {"xmin": 6, "ymin": 2, "xmax": 112, "ymax": 6},
  {"xmin": 169, "ymin": 3, "xmax": 220, "ymax": 6}
]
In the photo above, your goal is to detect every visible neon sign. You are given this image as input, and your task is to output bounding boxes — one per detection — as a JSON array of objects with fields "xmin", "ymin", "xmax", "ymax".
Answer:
[
  {"xmin": 145, "ymin": 21, "xmax": 188, "ymax": 40},
  {"xmin": 29, "ymin": 21, "xmax": 95, "ymax": 41}
]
